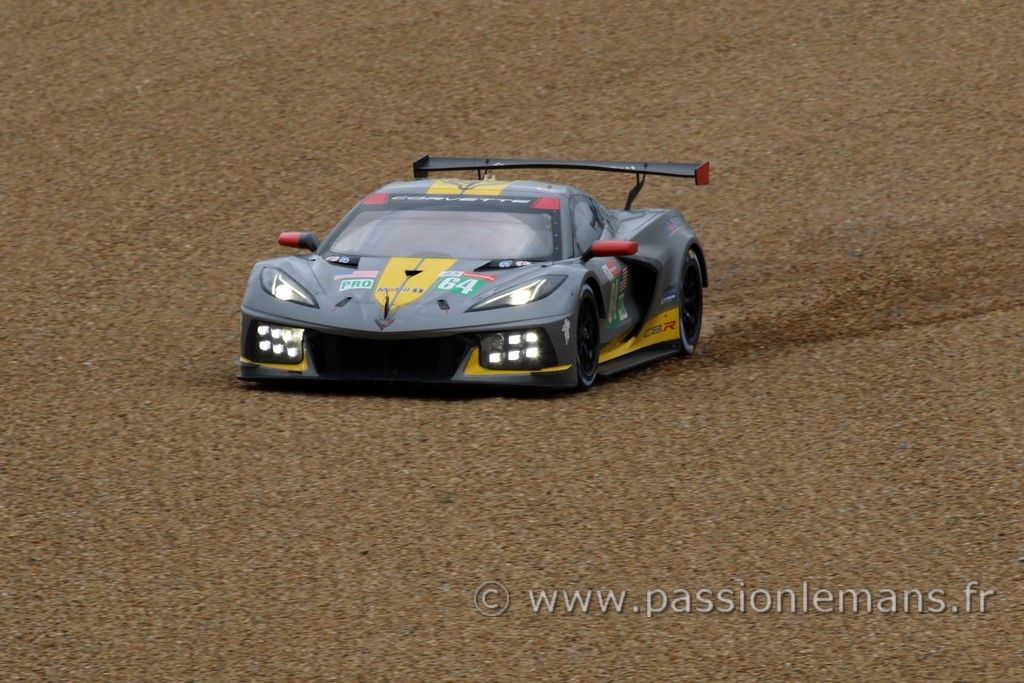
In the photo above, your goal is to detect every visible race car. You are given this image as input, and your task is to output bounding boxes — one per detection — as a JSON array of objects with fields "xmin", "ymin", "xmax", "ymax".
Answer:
[{"xmin": 238, "ymin": 156, "xmax": 709, "ymax": 390}]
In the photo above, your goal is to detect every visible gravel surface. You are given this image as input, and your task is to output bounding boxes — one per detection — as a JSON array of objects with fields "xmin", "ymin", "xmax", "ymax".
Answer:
[{"xmin": 3, "ymin": 2, "xmax": 1022, "ymax": 680}]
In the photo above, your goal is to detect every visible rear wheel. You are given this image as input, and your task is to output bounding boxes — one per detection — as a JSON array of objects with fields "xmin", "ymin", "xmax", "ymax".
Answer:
[
  {"xmin": 574, "ymin": 285, "xmax": 600, "ymax": 391},
  {"xmin": 679, "ymin": 249, "xmax": 703, "ymax": 355}
]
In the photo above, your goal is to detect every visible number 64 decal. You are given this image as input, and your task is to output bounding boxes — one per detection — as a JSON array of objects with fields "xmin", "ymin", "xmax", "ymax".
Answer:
[{"xmin": 435, "ymin": 276, "xmax": 483, "ymax": 296}]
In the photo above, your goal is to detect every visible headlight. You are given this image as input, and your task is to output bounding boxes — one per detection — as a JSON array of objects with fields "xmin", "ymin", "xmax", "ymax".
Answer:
[
  {"xmin": 480, "ymin": 329, "xmax": 553, "ymax": 369},
  {"xmin": 260, "ymin": 267, "xmax": 318, "ymax": 307},
  {"xmin": 247, "ymin": 322, "xmax": 305, "ymax": 364},
  {"xmin": 469, "ymin": 275, "xmax": 566, "ymax": 311}
]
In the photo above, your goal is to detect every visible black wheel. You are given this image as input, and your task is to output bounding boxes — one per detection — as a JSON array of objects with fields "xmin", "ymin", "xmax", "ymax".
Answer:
[
  {"xmin": 574, "ymin": 285, "xmax": 600, "ymax": 390},
  {"xmin": 679, "ymin": 249, "xmax": 703, "ymax": 355}
]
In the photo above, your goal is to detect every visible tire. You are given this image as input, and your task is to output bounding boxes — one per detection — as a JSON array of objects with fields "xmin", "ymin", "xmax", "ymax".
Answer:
[
  {"xmin": 573, "ymin": 285, "xmax": 600, "ymax": 391},
  {"xmin": 679, "ymin": 248, "xmax": 703, "ymax": 356}
]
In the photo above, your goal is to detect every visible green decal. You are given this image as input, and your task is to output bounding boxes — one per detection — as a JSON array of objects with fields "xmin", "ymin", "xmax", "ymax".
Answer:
[
  {"xmin": 434, "ymin": 275, "xmax": 483, "ymax": 296},
  {"xmin": 608, "ymin": 268, "xmax": 629, "ymax": 325},
  {"xmin": 607, "ymin": 278, "xmax": 622, "ymax": 325},
  {"xmin": 338, "ymin": 278, "xmax": 374, "ymax": 291}
]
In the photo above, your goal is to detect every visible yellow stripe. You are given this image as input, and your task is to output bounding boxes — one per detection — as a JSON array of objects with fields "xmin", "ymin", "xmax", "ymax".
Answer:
[
  {"xmin": 598, "ymin": 308, "xmax": 680, "ymax": 364},
  {"xmin": 426, "ymin": 180, "xmax": 464, "ymax": 195},
  {"xmin": 463, "ymin": 180, "xmax": 512, "ymax": 196},
  {"xmin": 240, "ymin": 355, "xmax": 310, "ymax": 372},
  {"xmin": 373, "ymin": 257, "xmax": 457, "ymax": 311},
  {"xmin": 462, "ymin": 348, "xmax": 571, "ymax": 376},
  {"xmin": 426, "ymin": 179, "xmax": 513, "ymax": 196}
]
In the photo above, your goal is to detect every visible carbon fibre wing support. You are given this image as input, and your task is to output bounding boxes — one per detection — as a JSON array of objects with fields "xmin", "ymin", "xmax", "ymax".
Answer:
[{"xmin": 412, "ymin": 156, "xmax": 710, "ymax": 209}]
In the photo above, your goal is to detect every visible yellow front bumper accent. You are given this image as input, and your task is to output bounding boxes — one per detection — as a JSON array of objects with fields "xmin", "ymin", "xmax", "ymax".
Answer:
[
  {"xmin": 462, "ymin": 348, "xmax": 571, "ymax": 376},
  {"xmin": 239, "ymin": 355, "xmax": 310, "ymax": 372}
]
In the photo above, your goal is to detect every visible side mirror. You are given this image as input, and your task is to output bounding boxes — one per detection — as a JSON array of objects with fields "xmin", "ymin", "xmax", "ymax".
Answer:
[
  {"xmin": 583, "ymin": 240, "xmax": 638, "ymax": 261},
  {"xmin": 278, "ymin": 231, "xmax": 320, "ymax": 252}
]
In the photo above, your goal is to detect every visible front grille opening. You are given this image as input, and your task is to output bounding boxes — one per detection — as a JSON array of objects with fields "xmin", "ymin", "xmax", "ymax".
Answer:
[{"xmin": 309, "ymin": 332, "xmax": 471, "ymax": 380}]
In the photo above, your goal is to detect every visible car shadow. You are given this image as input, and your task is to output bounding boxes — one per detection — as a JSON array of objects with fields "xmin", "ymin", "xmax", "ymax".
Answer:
[{"xmin": 237, "ymin": 379, "xmax": 576, "ymax": 402}]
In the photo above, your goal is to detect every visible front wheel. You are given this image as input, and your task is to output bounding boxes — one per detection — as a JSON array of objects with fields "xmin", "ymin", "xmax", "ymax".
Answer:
[
  {"xmin": 679, "ymin": 249, "xmax": 703, "ymax": 355},
  {"xmin": 573, "ymin": 285, "xmax": 600, "ymax": 391}
]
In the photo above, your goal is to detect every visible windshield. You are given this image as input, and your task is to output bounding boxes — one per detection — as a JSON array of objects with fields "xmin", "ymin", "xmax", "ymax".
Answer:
[{"xmin": 324, "ymin": 201, "xmax": 560, "ymax": 260}]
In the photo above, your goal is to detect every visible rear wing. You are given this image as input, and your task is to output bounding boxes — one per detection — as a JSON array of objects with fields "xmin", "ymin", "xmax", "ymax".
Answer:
[{"xmin": 412, "ymin": 155, "xmax": 710, "ymax": 210}]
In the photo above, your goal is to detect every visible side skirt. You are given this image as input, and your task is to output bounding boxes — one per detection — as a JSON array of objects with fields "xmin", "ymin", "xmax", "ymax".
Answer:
[{"xmin": 596, "ymin": 341, "xmax": 680, "ymax": 377}]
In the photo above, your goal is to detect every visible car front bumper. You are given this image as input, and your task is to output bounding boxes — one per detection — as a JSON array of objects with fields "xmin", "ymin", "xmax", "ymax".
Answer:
[{"xmin": 236, "ymin": 310, "xmax": 578, "ymax": 388}]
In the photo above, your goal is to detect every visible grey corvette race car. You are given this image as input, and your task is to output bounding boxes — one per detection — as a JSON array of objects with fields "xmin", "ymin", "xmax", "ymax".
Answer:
[{"xmin": 238, "ymin": 156, "xmax": 709, "ymax": 390}]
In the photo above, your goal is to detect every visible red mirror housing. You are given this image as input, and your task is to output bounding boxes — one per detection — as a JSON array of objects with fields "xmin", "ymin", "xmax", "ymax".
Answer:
[
  {"xmin": 278, "ymin": 231, "xmax": 320, "ymax": 251},
  {"xmin": 586, "ymin": 240, "xmax": 639, "ymax": 259}
]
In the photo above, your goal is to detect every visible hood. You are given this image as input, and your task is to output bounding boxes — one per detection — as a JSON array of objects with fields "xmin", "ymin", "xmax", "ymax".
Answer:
[{"xmin": 272, "ymin": 254, "xmax": 555, "ymax": 333}]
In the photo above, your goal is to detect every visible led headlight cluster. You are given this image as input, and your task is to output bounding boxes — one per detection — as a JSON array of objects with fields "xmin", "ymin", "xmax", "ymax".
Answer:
[
  {"xmin": 469, "ymin": 275, "xmax": 566, "ymax": 311},
  {"xmin": 260, "ymin": 267, "xmax": 318, "ymax": 307},
  {"xmin": 248, "ymin": 322, "xmax": 305, "ymax": 364},
  {"xmin": 479, "ymin": 329, "xmax": 552, "ymax": 370}
]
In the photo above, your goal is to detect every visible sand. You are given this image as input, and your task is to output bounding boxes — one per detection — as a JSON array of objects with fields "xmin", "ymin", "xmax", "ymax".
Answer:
[{"xmin": 3, "ymin": 2, "xmax": 1022, "ymax": 680}]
